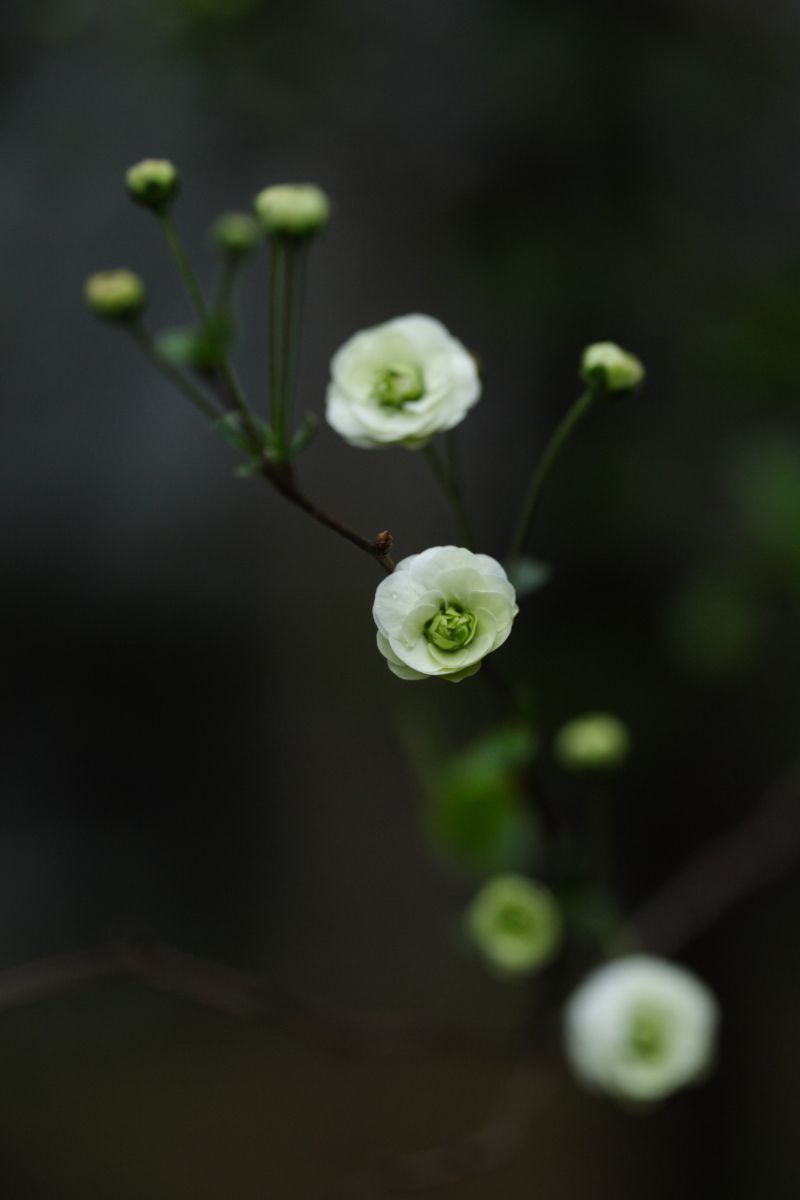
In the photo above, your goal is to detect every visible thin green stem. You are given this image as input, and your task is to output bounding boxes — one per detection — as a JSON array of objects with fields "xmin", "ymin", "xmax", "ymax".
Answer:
[
  {"xmin": 269, "ymin": 237, "xmax": 288, "ymax": 452},
  {"xmin": 507, "ymin": 388, "xmax": 595, "ymax": 561},
  {"xmin": 160, "ymin": 213, "xmax": 211, "ymax": 326},
  {"xmin": 281, "ymin": 241, "xmax": 307, "ymax": 442},
  {"xmin": 214, "ymin": 258, "xmax": 238, "ymax": 318},
  {"xmin": 128, "ymin": 325, "xmax": 220, "ymax": 422},
  {"xmin": 159, "ymin": 214, "xmax": 261, "ymax": 446},
  {"xmin": 423, "ymin": 435, "xmax": 476, "ymax": 549}
]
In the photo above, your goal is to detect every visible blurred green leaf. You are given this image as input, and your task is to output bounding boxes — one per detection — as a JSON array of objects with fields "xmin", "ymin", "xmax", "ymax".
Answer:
[
  {"xmin": 726, "ymin": 436, "xmax": 800, "ymax": 588},
  {"xmin": 426, "ymin": 724, "xmax": 538, "ymax": 875},
  {"xmin": 157, "ymin": 318, "xmax": 233, "ymax": 371},
  {"xmin": 505, "ymin": 557, "xmax": 552, "ymax": 598},
  {"xmin": 214, "ymin": 411, "xmax": 273, "ymax": 463},
  {"xmin": 289, "ymin": 413, "xmax": 318, "ymax": 457},
  {"xmin": 663, "ymin": 568, "xmax": 761, "ymax": 679}
]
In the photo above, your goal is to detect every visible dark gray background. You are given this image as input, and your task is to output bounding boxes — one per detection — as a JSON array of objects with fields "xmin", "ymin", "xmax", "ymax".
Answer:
[{"xmin": 2, "ymin": 1, "xmax": 800, "ymax": 1195}]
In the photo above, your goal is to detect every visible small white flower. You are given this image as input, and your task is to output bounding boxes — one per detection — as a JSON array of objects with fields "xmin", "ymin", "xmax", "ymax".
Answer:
[
  {"xmin": 326, "ymin": 314, "xmax": 480, "ymax": 449},
  {"xmin": 373, "ymin": 546, "xmax": 518, "ymax": 682},
  {"xmin": 564, "ymin": 955, "xmax": 719, "ymax": 1103}
]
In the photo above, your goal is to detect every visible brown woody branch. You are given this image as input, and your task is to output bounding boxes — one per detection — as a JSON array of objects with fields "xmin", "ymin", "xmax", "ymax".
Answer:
[{"xmin": 262, "ymin": 460, "xmax": 395, "ymax": 573}]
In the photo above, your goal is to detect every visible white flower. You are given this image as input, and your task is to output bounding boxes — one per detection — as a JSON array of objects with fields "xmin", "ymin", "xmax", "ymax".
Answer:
[
  {"xmin": 326, "ymin": 314, "xmax": 480, "ymax": 449},
  {"xmin": 564, "ymin": 955, "xmax": 719, "ymax": 1103},
  {"xmin": 466, "ymin": 874, "xmax": 562, "ymax": 977},
  {"xmin": 373, "ymin": 546, "xmax": 518, "ymax": 682}
]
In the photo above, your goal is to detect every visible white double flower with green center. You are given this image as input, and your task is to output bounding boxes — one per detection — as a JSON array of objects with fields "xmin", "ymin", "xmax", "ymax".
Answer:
[
  {"xmin": 373, "ymin": 546, "xmax": 518, "ymax": 681},
  {"xmin": 564, "ymin": 955, "xmax": 719, "ymax": 1103},
  {"xmin": 326, "ymin": 314, "xmax": 481, "ymax": 448}
]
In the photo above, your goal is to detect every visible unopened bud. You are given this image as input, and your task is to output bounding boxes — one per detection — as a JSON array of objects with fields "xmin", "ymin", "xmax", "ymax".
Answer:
[
  {"xmin": 253, "ymin": 183, "xmax": 330, "ymax": 238},
  {"xmin": 84, "ymin": 269, "xmax": 146, "ymax": 321},
  {"xmin": 580, "ymin": 342, "xmax": 644, "ymax": 394},
  {"xmin": 554, "ymin": 712, "xmax": 630, "ymax": 773},
  {"xmin": 212, "ymin": 211, "xmax": 261, "ymax": 258},
  {"xmin": 125, "ymin": 158, "xmax": 180, "ymax": 212},
  {"xmin": 465, "ymin": 874, "xmax": 562, "ymax": 978}
]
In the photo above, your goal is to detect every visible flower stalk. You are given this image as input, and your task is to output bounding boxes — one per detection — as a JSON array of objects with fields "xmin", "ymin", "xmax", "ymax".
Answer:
[
  {"xmin": 127, "ymin": 324, "xmax": 221, "ymax": 422},
  {"xmin": 508, "ymin": 388, "xmax": 595, "ymax": 560},
  {"xmin": 423, "ymin": 434, "xmax": 476, "ymax": 549},
  {"xmin": 159, "ymin": 212, "xmax": 263, "ymax": 451}
]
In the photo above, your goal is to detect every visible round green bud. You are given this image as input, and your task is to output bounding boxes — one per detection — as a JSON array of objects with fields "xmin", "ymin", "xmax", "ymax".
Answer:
[
  {"xmin": 84, "ymin": 269, "xmax": 147, "ymax": 321},
  {"xmin": 554, "ymin": 712, "xmax": 630, "ymax": 773},
  {"xmin": 125, "ymin": 158, "xmax": 180, "ymax": 211},
  {"xmin": 253, "ymin": 183, "xmax": 330, "ymax": 238},
  {"xmin": 580, "ymin": 342, "xmax": 644, "ymax": 394},
  {"xmin": 465, "ymin": 874, "xmax": 562, "ymax": 978},
  {"xmin": 212, "ymin": 211, "xmax": 262, "ymax": 258}
]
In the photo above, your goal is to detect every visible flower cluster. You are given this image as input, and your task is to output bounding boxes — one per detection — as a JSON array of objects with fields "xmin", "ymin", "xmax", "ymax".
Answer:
[{"xmin": 86, "ymin": 166, "xmax": 729, "ymax": 1125}]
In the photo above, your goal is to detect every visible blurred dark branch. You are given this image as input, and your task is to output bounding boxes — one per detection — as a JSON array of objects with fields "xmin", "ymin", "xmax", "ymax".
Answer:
[
  {"xmin": 2, "ymin": 761, "xmax": 799, "ymax": 1195},
  {"xmin": 0, "ymin": 941, "xmax": 504, "ymax": 1060},
  {"xmin": 628, "ymin": 756, "xmax": 800, "ymax": 954},
  {"xmin": 0, "ymin": 947, "xmax": 119, "ymax": 1012},
  {"xmin": 334, "ymin": 1055, "xmax": 561, "ymax": 1198}
]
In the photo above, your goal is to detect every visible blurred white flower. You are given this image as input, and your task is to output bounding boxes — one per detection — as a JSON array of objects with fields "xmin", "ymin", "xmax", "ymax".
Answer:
[
  {"xmin": 466, "ymin": 874, "xmax": 562, "ymax": 977},
  {"xmin": 326, "ymin": 315, "xmax": 480, "ymax": 449},
  {"xmin": 564, "ymin": 955, "xmax": 719, "ymax": 1103},
  {"xmin": 373, "ymin": 546, "xmax": 518, "ymax": 681}
]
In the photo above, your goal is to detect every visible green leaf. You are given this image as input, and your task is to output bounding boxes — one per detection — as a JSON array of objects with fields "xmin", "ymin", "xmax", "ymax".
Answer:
[
  {"xmin": 506, "ymin": 556, "xmax": 552, "ymax": 598},
  {"xmin": 288, "ymin": 412, "xmax": 318, "ymax": 457},
  {"xmin": 426, "ymin": 724, "xmax": 538, "ymax": 875},
  {"xmin": 157, "ymin": 317, "xmax": 233, "ymax": 371},
  {"xmin": 213, "ymin": 411, "xmax": 273, "ymax": 461},
  {"xmin": 234, "ymin": 461, "xmax": 264, "ymax": 479}
]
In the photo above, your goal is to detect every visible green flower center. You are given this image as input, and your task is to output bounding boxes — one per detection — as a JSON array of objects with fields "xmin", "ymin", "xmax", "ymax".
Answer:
[
  {"xmin": 372, "ymin": 362, "xmax": 424, "ymax": 408},
  {"xmin": 425, "ymin": 604, "xmax": 477, "ymax": 652},
  {"xmin": 495, "ymin": 903, "xmax": 536, "ymax": 937},
  {"xmin": 628, "ymin": 1009, "xmax": 669, "ymax": 1063}
]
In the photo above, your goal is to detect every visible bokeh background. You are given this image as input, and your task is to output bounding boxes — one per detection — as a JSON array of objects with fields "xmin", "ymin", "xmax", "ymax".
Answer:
[{"xmin": 3, "ymin": 0, "xmax": 800, "ymax": 1195}]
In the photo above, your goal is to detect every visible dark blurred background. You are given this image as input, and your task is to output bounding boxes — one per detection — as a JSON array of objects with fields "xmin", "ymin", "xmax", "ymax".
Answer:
[{"xmin": 2, "ymin": 0, "xmax": 800, "ymax": 1195}]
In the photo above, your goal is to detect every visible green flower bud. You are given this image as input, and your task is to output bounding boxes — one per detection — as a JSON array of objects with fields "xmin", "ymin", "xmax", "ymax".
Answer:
[
  {"xmin": 253, "ymin": 183, "xmax": 330, "ymax": 238},
  {"xmin": 125, "ymin": 158, "xmax": 180, "ymax": 212},
  {"xmin": 554, "ymin": 712, "xmax": 630, "ymax": 773},
  {"xmin": 580, "ymin": 342, "xmax": 644, "ymax": 393},
  {"xmin": 212, "ymin": 211, "xmax": 262, "ymax": 258},
  {"xmin": 465, "ymin": 874, "xmax": 562, "ymax": 978},
  {"xmin": 84, "ymin": 269, "xmax": 147, "ymax": 321}
]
